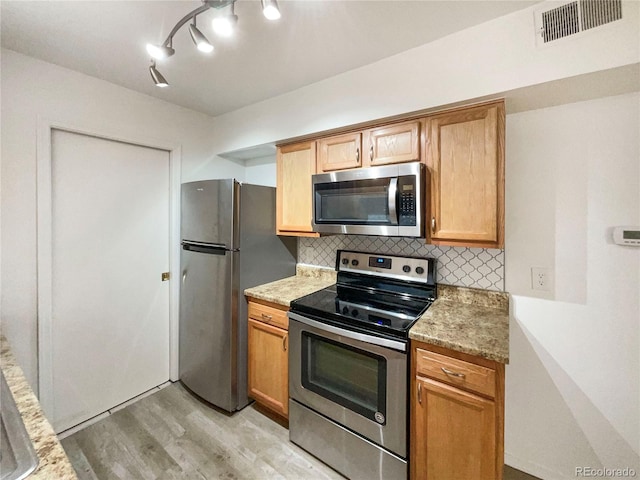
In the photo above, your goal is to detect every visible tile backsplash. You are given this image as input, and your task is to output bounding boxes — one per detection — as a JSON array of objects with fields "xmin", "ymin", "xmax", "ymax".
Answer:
[{"xmin": 298, "ymin": 235, "xmax": 505, "ymax": 291}]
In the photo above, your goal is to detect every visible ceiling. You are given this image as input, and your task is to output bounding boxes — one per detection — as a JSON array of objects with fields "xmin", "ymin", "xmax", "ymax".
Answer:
[{"xmin": 1, "ymin": 1, "xmax": 540, "ymax": 117}]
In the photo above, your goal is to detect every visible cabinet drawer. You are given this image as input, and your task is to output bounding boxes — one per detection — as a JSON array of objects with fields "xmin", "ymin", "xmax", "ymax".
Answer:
[
  {"xmin": 415, "ymin": 348, "xmax": 495, "ymax": 398},
  {"xmin": 248, "ymin": 301, "xmax": 289, "ymax": 329}
]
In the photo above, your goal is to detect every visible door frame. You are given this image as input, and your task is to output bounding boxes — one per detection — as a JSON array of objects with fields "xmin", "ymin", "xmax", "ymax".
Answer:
[{"xmin": 36, "ymin": 116, "xmax": 181, "ymax": 415}]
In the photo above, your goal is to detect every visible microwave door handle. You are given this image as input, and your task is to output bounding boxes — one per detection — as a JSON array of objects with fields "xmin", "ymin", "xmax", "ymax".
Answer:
[{"xmin": 388, "ymin": 178, "xmax": 398, "ymax": 225}]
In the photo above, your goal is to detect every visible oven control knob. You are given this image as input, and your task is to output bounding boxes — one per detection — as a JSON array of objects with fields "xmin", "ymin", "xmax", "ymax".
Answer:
[
  {"xmin": 351, "ymin": 309, "xmax": 359, "ymax": 317},
  {"xmin": 402, "ymin": 265, "xmax": 411, "ymax": 273},
  {"xmin": 342, "ymin": 306, "xmax": 349, "ymax": 314},
  {"xmin": 415, "ymin": 266, "xmax": 425, "ymax": 275},
  {"xmin": 341, "ymin": 258, "xmax": 349, "ymax": 265},
  {"xmin": 351, "ymin": 259, "xmax": 359, "ymax": 266}
]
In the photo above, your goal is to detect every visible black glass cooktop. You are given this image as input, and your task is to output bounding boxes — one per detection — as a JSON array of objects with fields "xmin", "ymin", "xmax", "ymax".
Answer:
[{"xmin": 290, "ymin": 283, "xmax": 434, "ymax": 339}]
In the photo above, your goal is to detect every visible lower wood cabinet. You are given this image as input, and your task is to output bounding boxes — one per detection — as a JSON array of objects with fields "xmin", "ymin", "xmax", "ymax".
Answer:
[
  {"xmin": 247, "ymin": 299, "xmax": 289, "ymax": 418},
  {"xmin": 411, "ymin": 342, "xmax": 505, "ymax": 480}
]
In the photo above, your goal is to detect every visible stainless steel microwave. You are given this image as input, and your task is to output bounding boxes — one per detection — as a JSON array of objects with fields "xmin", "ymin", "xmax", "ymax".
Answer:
[{"xmin": 312, "ymin": 162, "xmax": 425, "ymax": 237}]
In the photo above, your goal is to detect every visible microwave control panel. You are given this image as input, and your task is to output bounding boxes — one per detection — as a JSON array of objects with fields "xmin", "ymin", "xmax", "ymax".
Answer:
[{"xmin": 398, "ymin": 176, "xmax": 417, "ymax": 226}]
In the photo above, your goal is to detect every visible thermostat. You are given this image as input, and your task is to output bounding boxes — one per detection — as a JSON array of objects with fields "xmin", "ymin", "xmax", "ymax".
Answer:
[{"xmin": 613, "ymin": 227, "xmax": 640, "ymax": 246}]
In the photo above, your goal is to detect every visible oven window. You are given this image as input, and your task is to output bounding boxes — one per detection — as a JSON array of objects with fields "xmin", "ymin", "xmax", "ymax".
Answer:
[
  {"xmin": 301, "ymin": 332, "xmax": 386, "ymax": 423},
  {"xmin": 315, "ymin": 179, "xmax": 392, "ymax": 224}
]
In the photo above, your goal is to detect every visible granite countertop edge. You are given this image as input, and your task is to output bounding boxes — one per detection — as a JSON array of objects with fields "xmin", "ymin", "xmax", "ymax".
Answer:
[
  {"xmin": 0, "ymin": 334, "xmax": 78, "ymax": 479},
  {"xmin": 245, "ymin": 268, "xmax": 509, "ymax": 364},
  {"xmin": 409, "ymin": 297, "xmax": 510, "ymax": 364}
]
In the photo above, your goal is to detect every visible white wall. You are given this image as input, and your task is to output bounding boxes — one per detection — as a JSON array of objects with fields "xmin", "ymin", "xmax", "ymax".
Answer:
[
  {"xmin": 504, "ymin": 93, "xmax": 640, "ymax": 478},
  {"xmin": 244, "ymin": 155, "xmax": 277, "ymax": 187},
  {"xmin": 211, "ymin": 1, "xmax": 639, "ymax": 154},
  {"xmin": 0, "ymin": 49, "xmax": 244, "ymax": 392}
]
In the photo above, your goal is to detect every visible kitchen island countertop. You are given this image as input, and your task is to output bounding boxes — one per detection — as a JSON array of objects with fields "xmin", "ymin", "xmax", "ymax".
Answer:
[{"xmin": 0, "ymin": 334, "xmax": 78, "ymax": 479}]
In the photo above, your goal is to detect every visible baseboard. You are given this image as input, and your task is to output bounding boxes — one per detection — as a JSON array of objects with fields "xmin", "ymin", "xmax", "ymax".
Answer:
[{"xmin": 505, "ymin": 452, "xmax": 574, "ymax": 480}]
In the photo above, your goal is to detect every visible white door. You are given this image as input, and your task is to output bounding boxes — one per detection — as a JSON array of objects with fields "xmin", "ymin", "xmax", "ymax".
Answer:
[{"xmin": 50, "ymin": 129, "xmax": 170, "ymax": 433}]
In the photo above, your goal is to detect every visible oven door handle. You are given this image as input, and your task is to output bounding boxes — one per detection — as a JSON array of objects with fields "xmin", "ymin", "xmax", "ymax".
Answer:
[{"xmin": 288, "ymin": 312, "xmax": 407, "ymax": 352}]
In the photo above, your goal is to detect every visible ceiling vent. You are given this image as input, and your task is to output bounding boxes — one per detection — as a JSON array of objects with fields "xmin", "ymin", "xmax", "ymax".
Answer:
[{"xmin": 535, "ymin": 0, "xmax": 623, "ymax": 45}]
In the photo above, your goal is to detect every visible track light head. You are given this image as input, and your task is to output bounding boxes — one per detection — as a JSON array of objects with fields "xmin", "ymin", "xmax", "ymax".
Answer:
[
  {"xmin": 189, "ymin": 23, "xmax": 214, "ymax": 53},
  {"xmin": 146, "ymin": 43, "xmax": 175, "ymax": 60},
  {"xmin": 261, "ymin": 0, "xmax": 281, "ymax": 20},
  {"xmin": 149, "ymin": 62, "xmax": 169, "ymax": 87},
  {"xmin": 212, "ymin": 3, "xmax": 238, "ymax": 37}
]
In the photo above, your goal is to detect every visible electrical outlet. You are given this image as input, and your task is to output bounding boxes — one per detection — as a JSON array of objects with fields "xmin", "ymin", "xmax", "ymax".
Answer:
[{"xmin": 531, "ymin": 267, "xmax": 551, "ymax": 291}]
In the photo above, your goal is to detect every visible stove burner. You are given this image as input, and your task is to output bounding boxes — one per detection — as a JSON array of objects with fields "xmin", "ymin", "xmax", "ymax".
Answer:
[{"xmin": 290, "ymin": 250, "xmax": 437, "ymax": 340}]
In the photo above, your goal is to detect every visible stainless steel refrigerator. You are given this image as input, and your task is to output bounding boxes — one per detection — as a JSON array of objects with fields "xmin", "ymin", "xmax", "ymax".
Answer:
[{"xmin": 179, "ymin": 179, "xmax": 297, "ymax": 412}]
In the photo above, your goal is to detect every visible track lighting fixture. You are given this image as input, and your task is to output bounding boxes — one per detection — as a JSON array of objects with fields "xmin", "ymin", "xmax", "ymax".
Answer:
[
  {"xmin": 212, "ymin": 2, "xmax": 238, "ymax": 37},
  {"xmin": 145, "ymin": 0, "xmax": 281, "ymax": 88},
  {"xmin": 189, "ymin": 18, "xmax": 214, "ymax": 53},
  {"xmin": 261, "ymin": 0, "xmax": 281, "ymax": 21},
  {"xmin": 149, "ymin": 61, "xmax": 169, "ymax": 87}
]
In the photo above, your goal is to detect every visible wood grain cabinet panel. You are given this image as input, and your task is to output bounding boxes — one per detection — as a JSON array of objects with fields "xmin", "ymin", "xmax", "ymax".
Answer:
[
  {"xmin": 415, "ymin": 348, "xmax": 496, "ymax": 398},
  {"xmin": 412, "ymin": 377, "xmax": 496, "ymax": 480},
  {"xmin": 248, "ymin": 317, "xmax": 289, "ymax": 418},
  {"xmin": 317, "ymin": 132, "xmax": 362, "ymax": 172},
  {"xmin": 276, "ymin": 142, "xmax": 319, "ymax": 236},
  {"xmin": 248, "ymin": 300, "xmax": 289, "ymax": 329},
  {"xmin": 362, "ymin": 121, "xmax": 420, "ymax": 167},
  {"xmin": 411, "ymin": 341, "xmax": 505, "ymax": 480},
  {"xmin": 426, "ymin": 101, "xmax": 505, "ymax": 248}
]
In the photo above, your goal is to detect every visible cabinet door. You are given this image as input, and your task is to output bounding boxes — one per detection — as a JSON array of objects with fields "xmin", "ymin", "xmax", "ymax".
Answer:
[
  {"xmin": 426, "ymin": 103, "xmax": 504, "ymax": 248},
  {"xmin": 317, "ymin": 132, "xmax": 362, "ymax": 172},
  {"xmin": 248, "ymin": 318, "xmax": 288, "ymax": 417},
  {"xmin": 362, "ymin": 121, "xmax": 420, "ymax": 167},
  {"xmin": 411, "ymin": 376, "xmax": 496, "ymax": 480},
  {"xmin": 276, "ymin": 142, "xmax": 318, "ymax": 236}
]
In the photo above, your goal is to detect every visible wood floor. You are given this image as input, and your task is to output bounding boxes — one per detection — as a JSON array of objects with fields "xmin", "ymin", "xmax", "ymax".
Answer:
[{"xmin": 62, "ymin": 382, "xmax": 540, "ymax": 480}]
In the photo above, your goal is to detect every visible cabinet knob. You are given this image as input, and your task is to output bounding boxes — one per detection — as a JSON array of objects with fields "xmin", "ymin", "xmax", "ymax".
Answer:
[{"xmin": 431, "ymin": 217, "xmax": 436, "ymax": 233}]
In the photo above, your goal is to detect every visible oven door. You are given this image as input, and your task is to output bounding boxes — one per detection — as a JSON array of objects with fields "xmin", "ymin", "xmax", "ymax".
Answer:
[{"xmin": 288, "ymin": 313, "xmax": 408, "ymax": 457}]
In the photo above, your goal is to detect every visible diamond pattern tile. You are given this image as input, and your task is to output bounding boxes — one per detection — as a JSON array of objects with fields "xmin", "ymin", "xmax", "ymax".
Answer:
[{"xmin": 298, "ymin": 235, "xmax": 505, "ymax": 291}]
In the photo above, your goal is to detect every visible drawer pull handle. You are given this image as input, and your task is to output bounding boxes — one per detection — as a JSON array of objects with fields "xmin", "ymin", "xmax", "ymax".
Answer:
[
  {"xmin": 261, "ymin": 313, "xmax": 273, "ymax": 321},
  {"xmin": 441, "ymin": 367, "xmax": 465, "ymax": 378},
  {"xmin": 417, "ymin": 382, "xmax": 422, "ymax": 404}
]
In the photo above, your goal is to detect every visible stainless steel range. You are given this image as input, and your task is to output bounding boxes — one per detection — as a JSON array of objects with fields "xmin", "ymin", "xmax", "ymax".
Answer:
[{"xmin": 288, "ymin": 250, "xmax": 436, "ymax": 480}]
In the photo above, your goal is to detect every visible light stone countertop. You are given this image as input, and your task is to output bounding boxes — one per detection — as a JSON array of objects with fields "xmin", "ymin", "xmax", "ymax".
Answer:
[
  {"xmin": 0, "ymin": 334, "xmax": 78, "ymax": 479},
  {"xmin": 243, "ymin": 264, "xmax": 337, "ymax": 307},
  {"xmin": 409, "ymin": 284, "xmax": 510, "ymax": 364},
  {"xmin": 245, "ymin": 266, "xmax": 509, "ymax": 364}
]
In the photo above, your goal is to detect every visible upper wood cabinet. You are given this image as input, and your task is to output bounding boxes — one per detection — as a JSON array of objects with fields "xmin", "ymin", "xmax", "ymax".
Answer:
[
  {"xmin": 276, "ymin": 141, "xmax": 319, "ymax": 237},
  {"xmin": 318, "ymin": 120, "xmax": 421, "ymax": 172},
  {"xmin": 362, "ymin": 121, "xmax": 420, "ymax": 167},
  {"xmin": 425, "ymin": 101, "xmax": 505, "ymax": 248},
  {"xmin": 318, "ymin": 132, "xmax": 362, "ymax": 172}
]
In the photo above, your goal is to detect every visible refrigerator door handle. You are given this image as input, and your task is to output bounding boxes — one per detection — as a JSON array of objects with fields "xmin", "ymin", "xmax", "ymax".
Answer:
[{"xmin": 181, "ymin": 240, "xmax": 228, "ymax": 249}]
